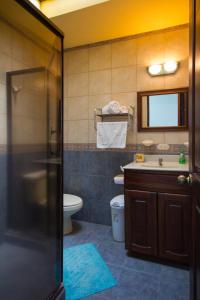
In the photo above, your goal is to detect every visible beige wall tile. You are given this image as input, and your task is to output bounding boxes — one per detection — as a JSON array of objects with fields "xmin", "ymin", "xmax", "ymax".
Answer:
[
  {"xmin": 137, "ymin": 64, "xmax": 165, "ymax": 91},
  {"xmin": 64, "ymin": 99, "xmax": 68, "ymax": 121},
  {"xmin": 65, "ymin": 48, "xmax": 89, "ymax": 74},
  {"xmin": 67, "ymin": 96, "xmax": 89, "ymax": 120},
  {"xmin": 137, "ymin": 33, "xmax": 165, "ymax": 66},
  {"xmin": 127, "ymin": 130, "xmax": 137, "ymax": 144},
  {"xmin": 164, "ymin": 59, "xmax": 189, "ymax": 89},
  {"xmin": 89, "ymin": 94, "xmax": 111, "ymax": 119},
  {"xmin": 0, "ymin": 20, "xmax": 12, "ymax": 56},
  {"xmin": 164, "ymin": 28, "xmax": 189, "ymax": 62},
  {"xmin": 11, "ymin": 30, "xmax": 25, "ymax": 63},
  {"xmin": 164, "ymin": 132, "xmax": 189, "ymax": 144},
  {"xmin": 89, "ymin": 70, "xmax": 111, "ymax": 95},
  {"xmin": 68, "ymin": 120, "xmax": 89, "ymax": 143},
  {"xmin": 89, "ymin": 119, "xmax": 96, "ymax": 143},
  {"xmin": 89, "ymin": 44, "xmax": 111, "ymax": 71},
  {"xmin": 64, "ymin": 27, "xmax": 189, "ymax": 145},
  {"xmin": 136, "ymin": 132, "xmax": 165, "ymax": 144},
  {"xmin": 11, "ymin": 59, "xmax": 25, "ymax": 73},
  {"xmin": 0, "ymin": 84, "xmax": 7, "ymax": 115},
  {"xmin": 112, "ymin": 39, "xmax": 137, "ymax": 68},
  {"xmin": 112, "ymin": 66, "xmax": 137, "ymax": 93},
  {"xmin": 0, "ymin": 114, "xmax": 7, "ymax": 144},
  {"xmin": 0, "ymin": 53, "xmax": 12, "ymax": 84},
  {"xmin": 64, "ymin": 76, "xmax": 68, "ymax": 98},
  {"xmin": 111, "ymin": 92, "xmax": 137, "ymax": 108},
  {"xmin": 64, "ymin": 120, "xmax": 68, "ymax": 143},
  {"xmin": 64, "ymin": 52, "xmax": 69, "ymax": 75},
  {"xmin": 67, "ymin": 73, "xmax": 88, "ymax": 97}
]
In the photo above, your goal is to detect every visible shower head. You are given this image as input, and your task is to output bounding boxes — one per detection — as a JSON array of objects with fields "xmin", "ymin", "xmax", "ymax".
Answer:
[{"xmin": 12, "ymin": 85, "xmax": 22, "ymax": 93}]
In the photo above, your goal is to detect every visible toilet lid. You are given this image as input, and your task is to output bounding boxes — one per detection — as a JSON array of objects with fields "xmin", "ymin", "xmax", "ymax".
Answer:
[{"xmin": 63, "ymin": 194, "xmax": 82, "ymax": 207}]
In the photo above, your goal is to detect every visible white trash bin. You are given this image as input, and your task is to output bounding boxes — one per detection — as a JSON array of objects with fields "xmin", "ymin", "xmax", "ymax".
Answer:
[{"xmin": 110, "ymin": 195, "xmax": 125, "ymax": 242}]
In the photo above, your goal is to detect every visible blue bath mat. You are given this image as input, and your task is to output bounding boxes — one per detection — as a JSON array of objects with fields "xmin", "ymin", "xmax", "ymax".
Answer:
[{"xmin": 63, "ymin": 243, "xmax": 117, "ymax": 300}]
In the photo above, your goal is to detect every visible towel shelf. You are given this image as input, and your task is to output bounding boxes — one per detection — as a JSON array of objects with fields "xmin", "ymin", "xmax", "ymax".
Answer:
[{"xmin": 94, "ymin": 106, "xmax": 134, "ymax": 130}]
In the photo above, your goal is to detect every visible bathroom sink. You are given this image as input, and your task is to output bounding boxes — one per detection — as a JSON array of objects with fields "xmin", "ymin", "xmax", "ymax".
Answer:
[
  {"xmin": 140, "ymin": 162, "xmax": 181, "ymax": 168},
  {"xmin": 123, "ymin": 155, "xmax": 189, "ymax": 172}
]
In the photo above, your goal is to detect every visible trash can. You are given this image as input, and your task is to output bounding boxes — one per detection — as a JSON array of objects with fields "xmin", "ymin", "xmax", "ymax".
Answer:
[{"xmin": 110, "ymin": 195, "xmax": 125, "ymax": 242}]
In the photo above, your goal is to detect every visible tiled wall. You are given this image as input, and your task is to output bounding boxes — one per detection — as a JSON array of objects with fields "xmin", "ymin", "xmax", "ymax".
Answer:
[
  {"xmin": 64, "ymin": 25, "xmax": 189, "ymax": 145},
  {"xmin": 64, "ymin": 149, "xmax": 133, "ymax": 225},
  {"xmin": 63, "ymin": 25, "xmax": 190, "ymax": 225},
  {"xmin": 0, "ymin": 18, "xmax": 53, "ymax": 146}
]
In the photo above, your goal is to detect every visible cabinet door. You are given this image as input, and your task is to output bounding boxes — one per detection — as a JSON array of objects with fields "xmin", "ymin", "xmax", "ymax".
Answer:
[
  {"xmin": 125, "ymin": 189, "xmax": 157, "ymax": 256},
  {"xmin": 158, "ymin": 193, "xmax": 191, "ymax": 264}
]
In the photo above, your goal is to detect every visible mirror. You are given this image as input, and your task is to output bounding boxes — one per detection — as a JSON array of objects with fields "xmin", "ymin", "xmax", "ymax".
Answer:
[{"xmin": 137, "ymin": 88, "xmax": 188, "ymax": 132}]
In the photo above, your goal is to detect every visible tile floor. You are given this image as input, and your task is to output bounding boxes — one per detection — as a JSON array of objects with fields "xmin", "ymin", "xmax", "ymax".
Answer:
[{"xmin": 63, "ymin": 220, "xmax": 189, "ymax": 300}]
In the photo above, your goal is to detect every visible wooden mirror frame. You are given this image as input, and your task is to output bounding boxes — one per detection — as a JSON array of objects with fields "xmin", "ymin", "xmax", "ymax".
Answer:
[{"xmin": 137, "ymin": 87, "xmax": 189, "ymax": 132}]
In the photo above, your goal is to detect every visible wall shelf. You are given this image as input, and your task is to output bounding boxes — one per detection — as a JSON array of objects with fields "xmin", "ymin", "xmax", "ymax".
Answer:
[{"xmin": 94, "ymin": 106, "xmax": 135, "ymax": 130}]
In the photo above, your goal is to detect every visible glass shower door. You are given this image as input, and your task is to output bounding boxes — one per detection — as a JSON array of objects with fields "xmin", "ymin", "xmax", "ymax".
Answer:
[{"xmin": 0, "ymin": 1, "xmax": 63, "ymax": 299}]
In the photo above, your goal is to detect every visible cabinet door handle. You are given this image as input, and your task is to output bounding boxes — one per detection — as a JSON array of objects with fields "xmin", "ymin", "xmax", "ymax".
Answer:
[
  {"xmin": 177, "ymin": 174, "xmax": 193, "ymax": 185},
  {"xmin": 196, "ymin": 206, "xmax": 200, "ymax": 215},
  {"xmin": 186, "ymin": 174, "xmax": 193, "ymax": 184},
  {"xmin": 177, "ymin": 175, "xmax": 186, "ymax": 184}
]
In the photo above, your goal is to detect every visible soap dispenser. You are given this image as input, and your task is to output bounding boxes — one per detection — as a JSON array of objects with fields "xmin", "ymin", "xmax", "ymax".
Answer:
[{"xmin": 179, "ymin": 149, "xmax": 186, "ymax": 164}]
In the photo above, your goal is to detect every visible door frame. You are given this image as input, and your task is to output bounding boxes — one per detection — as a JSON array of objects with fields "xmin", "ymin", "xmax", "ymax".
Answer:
[{"xmin": 190, "ymin": 0, "xmax": 197, "ymax": 299}]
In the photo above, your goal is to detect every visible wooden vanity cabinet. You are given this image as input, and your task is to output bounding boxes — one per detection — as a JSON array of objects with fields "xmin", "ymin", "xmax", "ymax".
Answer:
[
  {"xmin": 124, "ymin": 170, "xmax": 192, "ymax": 264},
  {"xmin": 125, "ymin": 190, "xmax": 157, "ymax": 256},
  {"xmin": 158, "ymin": 193, "xmax": 191, "ymax": 263}
]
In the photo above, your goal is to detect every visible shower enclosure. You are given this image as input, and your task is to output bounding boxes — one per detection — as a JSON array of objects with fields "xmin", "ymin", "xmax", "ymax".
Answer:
[{"xmin": 0, "ymin": 1, "xmax": 64, "ymax": 299}]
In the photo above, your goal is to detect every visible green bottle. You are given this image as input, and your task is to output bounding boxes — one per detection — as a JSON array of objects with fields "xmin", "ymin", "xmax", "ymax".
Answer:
[{"xmin": 179, "ymin": 150, "xmax": 186, "ymax": 164}]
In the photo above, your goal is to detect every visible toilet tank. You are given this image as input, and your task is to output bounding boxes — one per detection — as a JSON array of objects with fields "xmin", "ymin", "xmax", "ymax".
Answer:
[{"xmin": 23, "ymin": 170, "xmax": 47, "ymax": 206}]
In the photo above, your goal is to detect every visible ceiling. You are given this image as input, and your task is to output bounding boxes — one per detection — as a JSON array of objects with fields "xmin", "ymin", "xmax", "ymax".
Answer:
[
  {"xmin": 51, "ymin": 0, "xmax": 189, "ymax": 49},
  {"xmin": 40, "ymin": 0, "xmax": 110, "ymax": 17}
]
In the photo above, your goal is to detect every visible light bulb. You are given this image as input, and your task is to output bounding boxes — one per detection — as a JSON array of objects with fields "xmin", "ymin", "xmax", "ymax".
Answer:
[
  {"xmin": 163, "ymin": 60, "xmax": 178, "ymax": 73},
  {"xmin": 148, "ymin": 64, "xmax": 162, "ymax": 76}
]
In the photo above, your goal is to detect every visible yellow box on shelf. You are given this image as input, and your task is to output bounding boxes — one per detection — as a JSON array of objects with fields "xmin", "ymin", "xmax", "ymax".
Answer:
[{"xmin": 135, "ymin": 153, "xmax": 145, "ymax": 163}]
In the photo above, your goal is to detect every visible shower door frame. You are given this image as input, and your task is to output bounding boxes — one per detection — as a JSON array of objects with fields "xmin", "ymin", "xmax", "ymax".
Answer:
[
  {"xmin": 6, "ymin": 67, "xmax": 64, "ymax": 300},
  {"xmin": 6, "ymin": 1, "xmax": 64, "ymax": 299}
]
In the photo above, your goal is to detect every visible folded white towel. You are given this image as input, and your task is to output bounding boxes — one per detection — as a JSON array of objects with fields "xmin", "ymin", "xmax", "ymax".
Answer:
[
  {"xmin": 97, "ymin": 121, "xmax": 128, "ymax": 149},
  {"xmin": 102, "ymin": 101, "xmax": 121, "ymax": 114},
  {"xmin": 120, "ymin": 105, "xmax": 128, "ymax": 114}
]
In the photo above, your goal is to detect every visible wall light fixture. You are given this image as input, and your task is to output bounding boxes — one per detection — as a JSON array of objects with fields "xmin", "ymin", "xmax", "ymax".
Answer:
[{"xmin": 147, "ymin": 60, "xmax": 179, "ymax": 76}]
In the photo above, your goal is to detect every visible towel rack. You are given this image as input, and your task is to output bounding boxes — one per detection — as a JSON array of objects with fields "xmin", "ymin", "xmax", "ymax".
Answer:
[{"xmin": 94, "ymin": 106, "xmax": 135, "ymax": 130}]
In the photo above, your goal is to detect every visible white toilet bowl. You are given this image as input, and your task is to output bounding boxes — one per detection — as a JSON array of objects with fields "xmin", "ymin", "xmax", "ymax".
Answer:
[{"xmin": 63, "ymin": 194, "xmax": 83, "ymax": 234}]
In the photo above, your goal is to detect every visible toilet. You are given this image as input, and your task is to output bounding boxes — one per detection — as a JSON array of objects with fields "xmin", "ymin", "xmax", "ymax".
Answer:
[
  {"xmin": 23, "ymin": 170, "xmax": 47, "ymax": 206},
  {"xmin": 63, "ymin": 194, "xmax": 83, "ymax": 234}
]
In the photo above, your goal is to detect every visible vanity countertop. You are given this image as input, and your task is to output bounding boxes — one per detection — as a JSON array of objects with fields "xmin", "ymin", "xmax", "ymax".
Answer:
[{"xmin": 123, "ymin": 155, "xmax": 189, "ymax": 172}]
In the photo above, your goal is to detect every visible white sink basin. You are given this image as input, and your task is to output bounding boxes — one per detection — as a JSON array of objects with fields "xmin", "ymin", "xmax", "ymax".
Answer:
[
  {"xmin": 123, "ymin": 155, "xmax": 189, "ymax": 172},
  {"xmin": 140, "ymin": 162, "xmax": 182, "ymax": 168}
]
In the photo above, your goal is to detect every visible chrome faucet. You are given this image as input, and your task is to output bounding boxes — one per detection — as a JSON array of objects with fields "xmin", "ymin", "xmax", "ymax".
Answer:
[{"xmin": 158, "ymin": 158, "xmax": 163, "ymax": 167}]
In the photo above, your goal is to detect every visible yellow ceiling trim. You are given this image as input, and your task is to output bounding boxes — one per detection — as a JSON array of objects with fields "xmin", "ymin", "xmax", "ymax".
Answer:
[{"xmin": 40, "ymin": 0, "xmax": 110, "ymax": 18}]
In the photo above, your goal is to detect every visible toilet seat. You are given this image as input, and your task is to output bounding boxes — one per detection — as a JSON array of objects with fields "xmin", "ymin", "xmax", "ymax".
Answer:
[
  {"xmin": 63, "ymin": 194, "xmax": 83, "ymax": 234},
  {"xmin": 63, "ymin": 194, "xmax": 83, "ymax": 209}
]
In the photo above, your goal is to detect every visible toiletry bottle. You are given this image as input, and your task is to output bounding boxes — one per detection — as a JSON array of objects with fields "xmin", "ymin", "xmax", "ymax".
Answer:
[
  {"xmin": 179, "ymin": 150, "xmax": 186, "ymax": 164},
  {"xmin": 135, "ymin": 145, "xmax": 144, "ymax": 163}
]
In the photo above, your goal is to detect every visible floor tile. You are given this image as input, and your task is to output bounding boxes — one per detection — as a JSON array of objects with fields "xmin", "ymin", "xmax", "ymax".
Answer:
[{"xmin": 64, "ymin": 220, "xmax": 189, "ymax": 300}]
